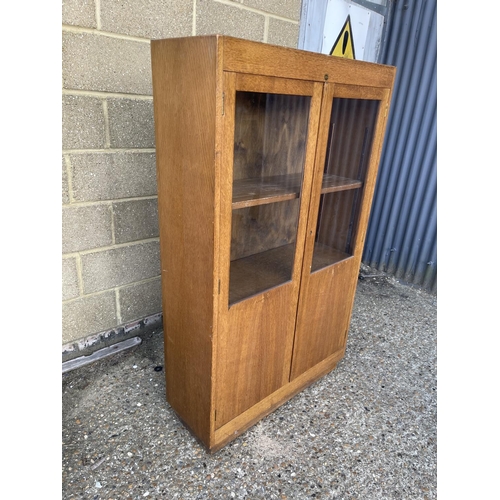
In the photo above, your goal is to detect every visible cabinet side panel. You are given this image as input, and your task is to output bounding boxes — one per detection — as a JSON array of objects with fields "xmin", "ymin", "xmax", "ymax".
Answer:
[{"xmin": 151, "ymin": 37, "xmax": 218, "ymax": 445}]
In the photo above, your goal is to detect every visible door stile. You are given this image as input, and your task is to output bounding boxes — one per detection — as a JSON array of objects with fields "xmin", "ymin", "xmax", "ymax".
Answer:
[
  {"xmin": 283, "ymin": 80, "xmax": 324, "ymax": 383},
  {"xmin": 297, "ymin": 83, "xmax": 337, "ymax": 283},
  {"xmin": 289, "ymin": 82, "xmax": 336, "ymax": 380},
  {"xmin": 349, "ymin": 87, "xmax": 391, "ymax": 258},
  {"xmin": 329, "ymin": 86, "xmax": 391, "ymax": 350},
  {"xmin": 218, "ymin": 72, "xmax": 237, "ymax": 314},
  {"xmin": 215, "ymin": 75, "xmax": 325, "ymax": 427},
  {"xmin": 289, "ymin": 83, "xmax": 390, "ymax": 380},
  {"xmin": 215, "ymin": 71, "xmax": 237, "ymax": 430},
  {"xmin": 209, "ymin": 37, "xmax": 226, "ymax": 445}
]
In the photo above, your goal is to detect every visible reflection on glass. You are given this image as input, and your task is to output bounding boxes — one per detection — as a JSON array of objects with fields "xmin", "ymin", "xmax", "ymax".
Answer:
[
  {"xmin": 229, "ymin": 91, "xmax": 311, "ymax": 305},
  {"xmin": 311, "ymin": 98, "xmax": 380, "ymax": 272}
]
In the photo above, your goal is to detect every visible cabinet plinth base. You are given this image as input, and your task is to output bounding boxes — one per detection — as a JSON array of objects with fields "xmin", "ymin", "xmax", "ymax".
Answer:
[{"xmin": 208, "ymin": 347, "xmax": 345, "ymax": 453}]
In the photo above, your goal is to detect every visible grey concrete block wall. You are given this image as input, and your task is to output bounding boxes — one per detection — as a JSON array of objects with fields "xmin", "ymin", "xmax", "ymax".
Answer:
[
  {"xmin": 63, "ymin": 291, "xmax": 118, "ymax": 342},
  {"xmin": 241, "ymin": 0, "xmax": 301, "ymax": 21},
  {"xmin": 62, "ymin": 0, "xmax": 97, "ymax": 28},
  {"xmin": 107, "ymin": 98, "xmax": 156, "ymax": 148},
  {"xmin": 268, "ymin": 17, "xmax": 301, "ymax": 48},
  {"xmin": 62, "ymin": 95, "xmax": 106, "ymax": 150},
  {"xmin": 196, "ymin": 1, "xmax": 265, "ymax": 41},
  {"xmin": 62, "ymin": 157, "xmax": 70, "ymax": 204},
  {"xmin": 62, "ymin": 204, "xmax": 113, "ymax": 253},
  {"xmin": 62, "ymin": 258, "xmax": 80, "ymax": 301},
  {"xmin": 62, "ymin": 0, "xmax": 303, "ymax": 350},
  {"xmin": 113, "ymin": 199, "xmax": 159, "ymax": 244},
  {"xmin": 81, "ymin": 241, "xmax": 160, "ymax": 294},
  {"xmin": 69, "ymin": 152, "xmax": 157, "ymax": 202},
  {"xmin": 119, "ymin": 278, "xmax": 162, "ymax": 323},
  {"xmin": 100, "ymin": 0, "xmax": 193, "ymax": 39},
  {"xmin": 62, "ymin": 31, "xmax": 152, "ymax": 95}
]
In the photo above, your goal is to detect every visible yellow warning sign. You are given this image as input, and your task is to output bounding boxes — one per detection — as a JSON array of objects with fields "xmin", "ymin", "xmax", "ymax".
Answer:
[{"xmin": 329, "ymin": 15, "xmax": 356, "ymax": 59}]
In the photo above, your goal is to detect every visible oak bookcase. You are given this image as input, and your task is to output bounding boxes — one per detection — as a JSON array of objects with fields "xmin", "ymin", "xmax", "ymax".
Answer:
[{"xmin": 151, "ymin": 35, "xmax": 396, "ymax": 452}]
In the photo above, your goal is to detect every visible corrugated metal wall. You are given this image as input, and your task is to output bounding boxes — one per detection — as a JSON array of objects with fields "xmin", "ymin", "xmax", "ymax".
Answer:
[{"xmin": 363, "ymin": 0, "xmax": 437, "ymax": 293}]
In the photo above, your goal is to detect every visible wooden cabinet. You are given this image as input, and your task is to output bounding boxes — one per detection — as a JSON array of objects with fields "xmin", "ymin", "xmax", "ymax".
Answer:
[{"xmin": 151, "ymin": 35, "xmax": 396, "ymax": 452}]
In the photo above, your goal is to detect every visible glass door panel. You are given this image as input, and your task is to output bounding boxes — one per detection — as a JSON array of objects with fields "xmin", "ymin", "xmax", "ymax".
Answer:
[
  {"xmin": 311, "ymin": 97, "xmax": 380, "ymax": 272},
  {"xmin": 229, "ymin": 91, "xmax": 311, "ymax": 304}
]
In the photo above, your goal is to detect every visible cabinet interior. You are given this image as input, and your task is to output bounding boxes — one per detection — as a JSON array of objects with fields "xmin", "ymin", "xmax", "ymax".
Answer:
[
  {"xmin": 229, "ymin": 90, "xmax": 310, "ymax": 305},
  {"xmin": 312, "ymin": 97, "xmax": 380, "ymax": 271}
]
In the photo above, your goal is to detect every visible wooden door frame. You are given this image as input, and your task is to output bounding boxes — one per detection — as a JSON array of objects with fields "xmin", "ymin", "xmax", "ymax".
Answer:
[{"xmin": 215, "ymin": 72, "xmax": 324, "ymax": 429}]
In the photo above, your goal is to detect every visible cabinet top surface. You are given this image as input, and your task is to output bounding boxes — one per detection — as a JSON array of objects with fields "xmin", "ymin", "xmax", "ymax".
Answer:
[{"xmin": 151, "ymin": 35, "xmax": 396, "ymax": 88}]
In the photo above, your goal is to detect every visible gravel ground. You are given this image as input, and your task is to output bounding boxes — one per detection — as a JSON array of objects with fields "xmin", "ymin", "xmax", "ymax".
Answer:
[{"xmin": 62, "ymin": 271, "xmax": 437, "ymax": 499}]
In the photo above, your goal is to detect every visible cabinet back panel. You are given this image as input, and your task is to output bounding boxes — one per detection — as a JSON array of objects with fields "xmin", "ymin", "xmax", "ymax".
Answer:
[
  {"xmin": 311, "ymin": 98, "xmax": 380, "ymax": 270},
  {"xmin": 230, "ymin": 199, "xmax": 299, "ymax": 260},
  {"xmin": 324, "ymin": 98, "xmax": 379, "ymax": 181},
  {"xmin": 315, "ymin": 189, "xmax": 361, "ymax": 260},
  {"xmin": 232, "ymin": 92, "xmax": 310, "ymax": 179}
]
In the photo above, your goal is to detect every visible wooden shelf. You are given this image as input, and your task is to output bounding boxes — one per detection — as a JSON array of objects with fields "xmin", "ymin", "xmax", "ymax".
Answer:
[
  {"xmin": 229, "ymin": 243, "xmax": 296, "ymax": 304},
  {"xmin": 229, "ymin": 241, "xmax": 352, "ymax": 303},
  {"xmin": 232, "ymin": 173, "xmax": 361, "ymax": 209},
  {"xmin": 320, "ymin": 174, "xmax": 362, "ymax": 194},
  {"xmin": 311, "ymin": 242, "xmax": 351, "ymax": 272},
  {"xmin": 232, "ymin": 174, "xmax": 302, "ymax": 209}
]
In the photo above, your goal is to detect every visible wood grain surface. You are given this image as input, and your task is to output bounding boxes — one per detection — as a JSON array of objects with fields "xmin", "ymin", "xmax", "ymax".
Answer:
[{"xmin": 151, "ymin": 35, "xmax": 396, "ymax": 450}]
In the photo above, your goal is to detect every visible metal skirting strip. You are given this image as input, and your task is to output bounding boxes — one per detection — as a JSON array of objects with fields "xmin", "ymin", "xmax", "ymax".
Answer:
[{"xmin": 62, "ymin": 336, "xmax": 142, "ymax": 374}]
